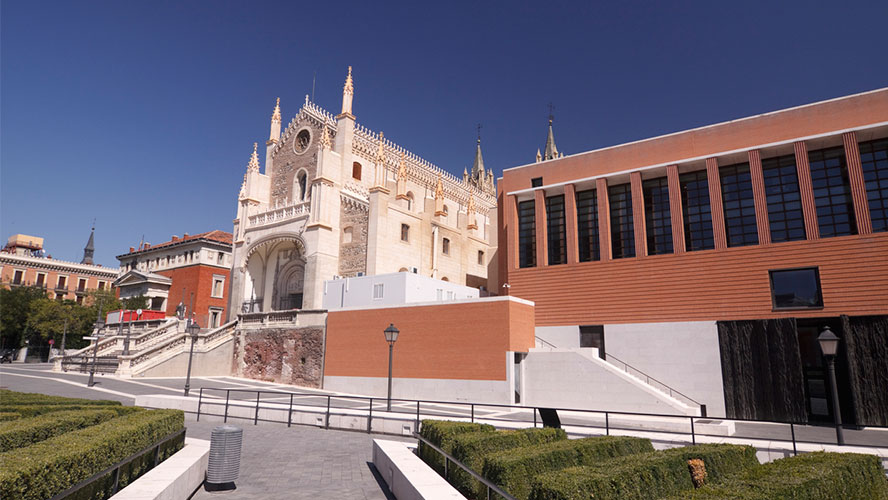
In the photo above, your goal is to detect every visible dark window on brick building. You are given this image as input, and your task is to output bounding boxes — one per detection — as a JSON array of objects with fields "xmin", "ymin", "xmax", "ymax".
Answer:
[
  {"xmin": 770, "ymin": 267, "xmax": 823, "ymax": 309},
  {"xmin": 576, "ymin": 189, "xmax": 600, "ymax": 262},
  {"xmin": 720, "ymin": 162, "xmax": 758, "ymax": 247},
  {"xmin": 809, "ymin": 146, "xmax": 857, "ymax": 238},
  {"xmin": 546, "ymin": 194, "xmax": 566, "ymax": 265},
  {"xmin": 608, "ymin": 183, "xmax": 635, "ymax": 259},
  {"xmin": 680, "ymin": 170, "xmax": 715, "ymax": 251},
  {"xmin": 531, "ymin": 177, "xmax": 543, "ymax": 188},
  {"xmin": 518, "ymin": 200, "xmax": 536, "ymax": 268},
  {"xmin": 643, "ymin": 177, "xmax": 673, "ymax": 255},
  {"xmin": 762, "ymin": 154, "xmax": 806, "ymax": 242},
  {"xmin": 859, "ymin": 138, "xmax": 888, "ymax": 233}
]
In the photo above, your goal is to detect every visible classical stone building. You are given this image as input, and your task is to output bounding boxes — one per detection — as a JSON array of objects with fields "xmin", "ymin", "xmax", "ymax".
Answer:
[{"xmin": 229, "ymin": 67, "xmax": 498, "ymax": 316}]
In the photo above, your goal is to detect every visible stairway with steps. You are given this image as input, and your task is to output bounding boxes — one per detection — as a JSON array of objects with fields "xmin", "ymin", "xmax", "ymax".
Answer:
[{"xmin": 54, "ymin": 318, "xmax": 238, "ymax": 377}]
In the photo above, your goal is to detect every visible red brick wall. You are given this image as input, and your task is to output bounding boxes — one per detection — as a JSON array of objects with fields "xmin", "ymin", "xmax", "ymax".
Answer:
[
  {"xmin": 325, "ymin": 298, "xmax": 535, "ymax": 381},
  {"xmin": 157, "ymin": 264, "xmax": 229, "ymax": 327}
]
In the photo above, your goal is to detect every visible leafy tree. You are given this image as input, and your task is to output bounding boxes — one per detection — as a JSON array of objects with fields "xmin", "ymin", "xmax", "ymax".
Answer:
[
  {"xmin": 122, "ymin": 295, "xmax": 149, "ymax": 311},
  {"xmin": 0, "ymin": 286, "xmax": 49, "ymax": 348},
  {"xmin": 26, "ymin": 298, "xmax": 70, "ymax": 343}
]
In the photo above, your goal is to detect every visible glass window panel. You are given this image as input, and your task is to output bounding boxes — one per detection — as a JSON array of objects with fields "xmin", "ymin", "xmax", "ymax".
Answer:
[
  {"xmin": 719, "ymin": 162, "xmax": 758, "ymax": 247},
  {"xmin": 546, "ymin": 194, "xmax": 566, "ymax": 265},
  {"xmin": 576, "ymin": 189, "xmax": 600, "ymax": 262},
  {"xmin": 858, "ymin": 138, "xmax": 888, "ymax": 233},
  {"xmin": 680, "ymin": 170, "xmax": 714, "ymax": 251},
  {"xmin": 608, "ymin": 183, "xmax": 635, "ymax": 259},
  {"xmin": 642, "ymin": 177, "xmax": 673, "ymax": 255},
  {"xmin": 808, "ymin": 146, "xmax": 857, "ymax": 238},
  {"xmin": 518, "ymin": 200, "xmax": 536, "ymax": 268},
  {"xmin": 769, "ymin": 268, "xmax": 824, "ymax": 309}
]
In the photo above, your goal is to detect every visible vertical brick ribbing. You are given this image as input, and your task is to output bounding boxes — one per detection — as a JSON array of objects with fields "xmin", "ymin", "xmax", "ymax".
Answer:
[
  {"xmin": 630, "ymin": 172, "xmax": 647, "ymax": 257},
  {"xmin": 596, "ymin": 178, "xmax": 611, "ymax": 260},
  {"xmin": 793, "ymin": 141, "xmax": 820, "ymax": 240},
  {"xmin": 706, "ymin": 158, "xmax": 728, "ymax": 250},
  {"xmin": 748, "ymin": 150, "xmax": 771, "ymax": 245},
  {"xmin": 843, "ymin": 131, "xmax": 872, "ymax": 235},
  {"xmin": 506, "ymin": 194, "xmax": 518, "ymax": 270},
  {"xmin": 564, "ymin": 184, "xmax": 579, "ymax": 264},
  {"xmin": 666, "ymin": 165, "xmax": 686, "ymax": 254},
  {"xmin": 534, "ymin": 189, "xmax": 547, "ymax": 266}
]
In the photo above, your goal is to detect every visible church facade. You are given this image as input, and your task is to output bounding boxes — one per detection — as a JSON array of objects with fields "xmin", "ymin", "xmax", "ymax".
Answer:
[{"xmin": 228, "ymin": 68, "xmax": 498, "ymax": 317}]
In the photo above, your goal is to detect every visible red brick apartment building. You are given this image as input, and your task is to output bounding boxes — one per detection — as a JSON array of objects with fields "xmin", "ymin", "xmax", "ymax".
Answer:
[
  {"xmin": 115, "ymin": 231, "xmax": 232, "ymax": 328},
  {"xmin": 497, "ymin": 88, "xmax": 888, "ymax": 426}
]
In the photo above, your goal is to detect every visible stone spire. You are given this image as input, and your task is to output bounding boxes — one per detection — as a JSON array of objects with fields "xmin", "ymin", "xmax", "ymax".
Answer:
[
  {"xmin": 268, "ymin": 97, "xmax": 281, "ymax": 142},
  {"xmin": 80, "ymin": 225, "xmax": 95, "ymax": 265},
  {"xmin": 320, "ymin": 124, "xmax": 332, "ymax": 150},
  {"xmin": 341, "ymin": 66, "xmax": 354, "ymax": 116},
  {"xmin": 373, "ymin": 131, "xmax": 388, "ymax": 190},
  {"xmin": 536, "ymin": 148, "xmax": 542, "ymax": 163},
  {"xmin": 471, "ymin": 137, "xmax": 485, "ymax": 181},
  {"xmin": 543, "ymin": 114, "xmax": 559, "ymax": 161},
  {"xmin": 247, "ymin": 142, "xmax": 260, "ymax": 173}
]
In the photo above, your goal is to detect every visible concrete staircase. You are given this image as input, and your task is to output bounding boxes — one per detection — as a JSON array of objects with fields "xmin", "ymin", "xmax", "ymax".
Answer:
[{"xmin": 55, "ymin": 318, "xmax": 237, "ymax": 378}]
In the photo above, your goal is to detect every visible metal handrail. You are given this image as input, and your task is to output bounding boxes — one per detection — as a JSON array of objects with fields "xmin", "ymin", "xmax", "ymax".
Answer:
[
  {"xmin": 604, "ymin": 351, "xmax": 704, "ymax": 410},
  {"xmin": 534, "ymin": 336, "xmax": 558, "ymax": 350},
  {"xmin": 192, "ymin": 386, "xmax": 887, "ymax": 456},
  {"xmin": 413, "ymin": 432, "xmax": 517, "ymax": 500}
]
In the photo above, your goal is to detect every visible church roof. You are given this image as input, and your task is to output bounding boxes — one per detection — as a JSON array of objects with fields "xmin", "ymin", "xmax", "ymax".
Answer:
[
  {"xmin": 81, "ymin": 227, "xmax": 95, "ymax": 265},
  {"xmin": 117, "ymin": 230, "xmax": 233, "ymax": 258}
]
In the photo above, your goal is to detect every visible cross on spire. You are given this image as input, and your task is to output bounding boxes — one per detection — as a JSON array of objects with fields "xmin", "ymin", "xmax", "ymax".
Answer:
[
  {"xmin": 548, "ymin": 102, "xmax": 555, "ymax": 124},
  {"xmin": 476, "ymin": 123, "xmax": 482, "ymax": 143}
]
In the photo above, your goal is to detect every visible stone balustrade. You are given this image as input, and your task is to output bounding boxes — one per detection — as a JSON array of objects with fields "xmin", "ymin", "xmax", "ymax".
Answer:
[{"xmin": 248, "ymin": 201, "xmax": 310, "ymax": 228}]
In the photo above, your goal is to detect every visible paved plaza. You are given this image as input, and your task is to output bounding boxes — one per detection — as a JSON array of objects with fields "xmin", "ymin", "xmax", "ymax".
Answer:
[{"xmin": 0, "ymin": 364, "xmax": 408, "ymax": 499}]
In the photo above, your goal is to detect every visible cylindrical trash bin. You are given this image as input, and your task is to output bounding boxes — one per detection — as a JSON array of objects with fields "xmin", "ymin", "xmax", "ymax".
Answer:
[{"xmin": 207, "ymin": 425, "xmax": 243, "ymax": 485}]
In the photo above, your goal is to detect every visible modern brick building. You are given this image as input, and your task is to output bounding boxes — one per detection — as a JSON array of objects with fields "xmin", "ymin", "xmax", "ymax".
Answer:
[
  {"xmin": 497, "ymin": 88, "xmax": 888, "ymax": 425},
  {"xmin": 115, "ymin": 230, "xmax": 233, "ymax": 328}
]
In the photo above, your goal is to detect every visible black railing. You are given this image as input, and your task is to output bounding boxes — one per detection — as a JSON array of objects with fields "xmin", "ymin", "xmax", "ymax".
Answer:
[
  {"xmin": 414, "ymin": 431, "xmax": 517, "ymax": 500},
  {"xmin": 192, "ymin": 387, "xmax": 888, "ymax": 456},
  {"xmin": 48, "ymin": 428, "xmax": 185, "ymax": 500}
]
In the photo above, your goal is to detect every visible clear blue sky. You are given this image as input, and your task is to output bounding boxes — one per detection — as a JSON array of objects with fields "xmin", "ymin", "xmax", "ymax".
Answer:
[{"xmin": 2, "ymin": 0, "xmax": 886, "ymax": 267}]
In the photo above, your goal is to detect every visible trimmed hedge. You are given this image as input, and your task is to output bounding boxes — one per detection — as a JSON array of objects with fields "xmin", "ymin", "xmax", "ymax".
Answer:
[
  {"xmin": 0, "ymin": 404, "xmax": 142, "ymax": 418},
  {"xmin": 529, "ymin": 444, "xmax": 758, "ymax": 500},
  {"xmin": 0, "ymin": 412, "xmax": 20, "ymax": 422},
  {"xmin": 0, "ymin": 409, "xmax": 184, "ymax": 500},
  {"xmin": 418, "ymin": 420, "xmax": 495, "ymax": 475},
  {"xmin": 0, "ymin": 390, "xmax": 122, "ymax": 407},
  {"xmin": 451, "ymin": 428, "xmax": 568, "ymax": 498},
  {"xmin": 0, "ymin": 409, "xmax": 119, "ymax": 452},
  {"xmin": 660, "ymin": 452, "xmax": 888, "ymax": 500},
  {"xmin": 483, "ymin": 436, "xmax": 655, "ymax": 499}
]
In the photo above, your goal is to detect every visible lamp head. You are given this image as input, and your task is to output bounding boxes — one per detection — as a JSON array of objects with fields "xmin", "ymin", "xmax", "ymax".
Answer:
[
  {"xmin": 817, "ymin": 326, "xmax": 840, "ymax": 357},
  {"xmin": 384, "ymin": 323, "xmax": 400, "ymax": 343}
]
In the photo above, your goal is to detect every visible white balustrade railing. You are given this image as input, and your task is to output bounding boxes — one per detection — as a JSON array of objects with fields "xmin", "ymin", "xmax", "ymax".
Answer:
[{"xmin": 248, "ymin": 201, "xmax": 310, "ymax": 227}]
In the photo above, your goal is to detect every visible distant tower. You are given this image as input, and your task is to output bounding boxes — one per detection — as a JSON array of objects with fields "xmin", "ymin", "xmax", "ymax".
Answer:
[
  {"xmin": 467, "ymin": 124, "xmax": 495, "ymax": 195},
  {"xmin": 539, "ymin": 104, "xmax": 563, "ymax": 162},
  {"xmin": 81, "ymin": 225, "xmax": 95, "ymax": 265}
]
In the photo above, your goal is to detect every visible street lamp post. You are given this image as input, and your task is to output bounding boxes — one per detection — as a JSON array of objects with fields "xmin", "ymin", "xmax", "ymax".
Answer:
[
  {"xmin": 60, "ymin": 316, "xmax": 68, "ymax": 359},
  {"xmin": 183, "ymin": 318, "xmax": 201, "ymax": 397},
  {"xmin": 384, "ymin": 323, "xmax": 400, "ymax": 411},
  {"xmin": 87, "ymin": 299, "xmax": 105, "ymax": 387},
  {"xmin": 818, "ymin": 326, "xmax": 844, "ymax": 446}
]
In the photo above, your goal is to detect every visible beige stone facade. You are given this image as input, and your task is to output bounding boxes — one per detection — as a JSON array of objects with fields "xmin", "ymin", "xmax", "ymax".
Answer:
[{"xmin": 228, "ymin": 68, "xmax": 498, "ymax": 316}]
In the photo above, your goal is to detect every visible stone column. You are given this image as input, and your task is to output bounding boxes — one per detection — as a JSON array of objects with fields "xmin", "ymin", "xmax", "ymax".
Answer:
[
  {"xmin": 630, "ymin": 171, "xmax": 646, "ymax": 257},
  {"xmin": 793, "ymin": 141, "xmax": 820, "ymax": 240},
  {"xmin": 843, "ymin": 131, "xmax": 872, "ymax": 235},
  {"xmin": 705, "ymin": 158, "xmax": 727, "ymax": 250},
  {"xmin": 666, "ymin": 165, "xmax": 686, "ymax": 254},
  {"xmin": 596, "ymin": 178, "xmax": 611, "ymax": 261},
  {"xmin": 748, "ymin": 150, "xmax": 771, "ymax": 246},
  {"xmin": 564, "ymin": 184, "xmax": 579, "ymax": 264}
]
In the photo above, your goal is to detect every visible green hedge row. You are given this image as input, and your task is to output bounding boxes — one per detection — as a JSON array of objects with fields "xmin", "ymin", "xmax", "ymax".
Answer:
[
  {"xmin": 0, "ymin": 412, "xmax": 20, "ymax": 422},
  {"xmin": 0, "ymin": 390, "xmax": 122, "ymax": 407},
  {"xmin": 529, "ymin": 444, "xmax": 758, "ymax": 500},
  {"xmin": 0, "ymin": 409, "xmax": 120, "ymax": 452},
  {"xmin": 451, "ymin": 427, "xmax": 568, "ymax": 498},
  {"xmin": 418, "ymin": 420, "xmax": 495, "ymax": 476},
  {"xmin": 0, "ymin": 409, "xmax": 185, "ymax": 500},
  {"xmin": 0, "ymin": 404, "xmax": 142, "ymax": 418},
  {"xmin": 660, "ymin": 452, "xmax": 888, "ymax": 500},
  {"xmin": 483, "ymin": 435, "xmax": 655, "ymax": 499}
]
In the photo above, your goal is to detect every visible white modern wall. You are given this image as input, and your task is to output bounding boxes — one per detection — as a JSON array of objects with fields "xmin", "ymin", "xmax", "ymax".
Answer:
[
  {"xmin": 522, "ymin": 349, "xmax": 697, "ymax": 415},
  {"xmin": 604, "ymin": 321, "xmax": 726, "ymax": 417},
  {"xmin": 535, "ymin": 325, "xmax": 580, "ymax": 348},
  {"xmin": 323, "ymin": 375, "xmax": 511, "ymax": 404},
  {"xmin": 322, "ymin": 272, "xmax": 479, "ymax": 310}
]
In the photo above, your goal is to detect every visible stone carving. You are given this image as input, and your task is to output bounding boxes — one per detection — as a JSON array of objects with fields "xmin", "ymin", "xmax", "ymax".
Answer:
[{"xmin": 338, "ymin": 201, "xmax": 369, "ymax": 277}]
